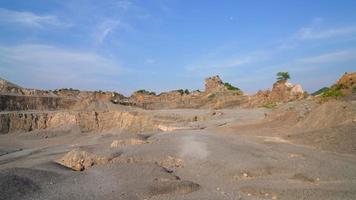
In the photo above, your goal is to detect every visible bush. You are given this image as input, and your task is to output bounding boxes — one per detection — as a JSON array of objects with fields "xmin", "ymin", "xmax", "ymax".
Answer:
[
  {"xmin": 177, "ymin": 89, "xmax": 190, "ymax": 95},
  {"xmin": 224, "ymin": 82, "xmax": 240, "ymax": 91},
  {"xmin": 276, "ymin": 72, "xmax": 290, "ymax": 81}
]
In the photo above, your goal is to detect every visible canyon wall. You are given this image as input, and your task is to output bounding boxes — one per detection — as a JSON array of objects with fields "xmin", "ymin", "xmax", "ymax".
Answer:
[
  {"xmin": 0, "ymin": 94, "xmax": 77, "ymax": 111},
  {"xmin": 0, "ymin": 110, "xmax": 159, "ymax": 134}
]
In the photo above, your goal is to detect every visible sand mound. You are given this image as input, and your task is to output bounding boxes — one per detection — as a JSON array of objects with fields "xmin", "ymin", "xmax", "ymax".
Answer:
[
  {"xmin": 56, "ymin": 149, "xmax": 109, "ymax": 171},
  {"xmin": 296, "ymin": 100, "xmax": 356, "ymax": 130},
  {"xmin": 159, "ymin": 156, "xmax": 184, "ymax": 172}
]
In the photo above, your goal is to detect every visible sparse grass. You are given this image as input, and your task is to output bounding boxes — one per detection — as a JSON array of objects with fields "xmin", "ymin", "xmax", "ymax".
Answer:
[
  {"xmin": 262, "ymin": 102, "xmax": 277, "ymax": 109},
  {"xmin": 321, "ymin": 87, "xmax": 345, "ymax": 98}
]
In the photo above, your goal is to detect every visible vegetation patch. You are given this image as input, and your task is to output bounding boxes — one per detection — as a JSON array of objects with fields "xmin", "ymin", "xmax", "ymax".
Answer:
[
  {"xmin": 276, "ymin": 72, "xmax": 290, "ymax": 82},
  {"xmin": 312, "ymin": 87, "xmax": 329, "ymax": 96},
  {"xmin": 224, "ymin": 82, "xmax": 241, "ymax": 92},
  {"xmin": 177, "ymin": 89, "xmax": 190, "ymax": 95},
  {"xmin": 207, "ymin": 93, "xmax": 216, "ymax": 99},
  {"xmin": 53, "ymin": 88, "xmax": 80, "ymax": 94},
  {"xmin": 262, "ymin": 102, "xmax": 277, "ymax": 109},
  {"xmin": 321, "ymin": 87, "xmax": 345, "ymax": 98},
  {"xmin": 136, "ymin": 89, "xmax": 156, "ymax": 95}
]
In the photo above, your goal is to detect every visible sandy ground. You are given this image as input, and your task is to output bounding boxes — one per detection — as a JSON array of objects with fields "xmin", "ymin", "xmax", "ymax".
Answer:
[{"xmin": 1, "ymin": 107, "xmax": 356, "ymax": 200}]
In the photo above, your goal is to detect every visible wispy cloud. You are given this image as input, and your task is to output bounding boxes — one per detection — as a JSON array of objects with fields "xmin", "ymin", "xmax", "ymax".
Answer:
[
  {"xmin": 0, "ymin": 44, "xmax": 123, "ymax": 90},
  {"xmin": 297, "ymin": 26, "xmax": 356, "ymax": 40},
  {"xmin": 0, "ymin": 8, "xmax": 70, "ymax": 28},
  {"xmin": 93, "ymin": 19, "xmax": 132, "ymax": 44},
  {"xmin": 273, "ymin": 49, "xmax": 356, "ymax": 74},
  {"xmin": 298, "ymin": 50, "xmax": 356, "ymax": 64},
  {"xmin": 185, "ymin": 52, "xmax": 268, "ymax": 73}
]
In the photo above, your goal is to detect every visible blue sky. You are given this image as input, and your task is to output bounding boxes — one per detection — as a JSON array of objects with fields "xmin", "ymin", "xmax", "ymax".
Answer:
[{"xmin": 0, "ymin": 0, "xmax": 356, "ymax": 95}]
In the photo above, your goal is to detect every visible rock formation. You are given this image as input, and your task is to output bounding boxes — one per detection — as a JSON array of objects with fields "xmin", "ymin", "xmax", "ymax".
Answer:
[
  {"xmin": 0, "ymin": 78, "xmax": 124, "ymax": 111},
  {"xmin": 335, "ymin": 72, "xmax": 356, "ymax": 96},
  {"xmin": 248, "ymin": 80, "xmax": 306, "ymax": 107},
  {"xmin": 204, "ymin": 75, "xmax": 227, "ymax": 93},
  {"xmin": 128, "ymin": 75, "xmax": 244, "ymax": 109},
  {"xmin": 0, "ymin": 110, "xmax": 160, "ymax": 134},
  {"xmin": 337, "ymin": 72, "xmax": 355, "ymax": 88}
]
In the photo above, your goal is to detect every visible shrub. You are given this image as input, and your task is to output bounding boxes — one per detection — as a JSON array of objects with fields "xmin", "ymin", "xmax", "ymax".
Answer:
[
  {"xmin": 136, "ymin": 89, "xmax": 156, "ymax": 95},
  {"xmin": 224, "ymin": 82, "xmax": 240, "ymax": 91},
  {"xmin": 276, "ymin": 72, "xmax": 290, "ymax": 81},
  {"xmin": 177, "ymin": 89, "xmax": 190, "ymax": 95}
]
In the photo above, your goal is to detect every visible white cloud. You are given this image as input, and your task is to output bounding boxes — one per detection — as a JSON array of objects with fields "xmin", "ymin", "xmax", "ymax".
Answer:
[
  {"xmin": 0, "ymin": 44, "xmax": 123, "ymax": 90},
  {"xmin": 298, "ymin": 50, "xmax": 356, "ymax": 64},
  {"xmin": 297, "ymin": 26, "xmax": 356, "ymax": 40},
  {"xmin": 0, "ymin": 8, "xmax": 70, "ymax": 28}
]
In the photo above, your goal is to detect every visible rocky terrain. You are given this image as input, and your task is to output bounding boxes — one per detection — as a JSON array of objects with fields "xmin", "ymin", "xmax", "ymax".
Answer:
[{"xmin": 0, "ymin": 72, "xmax": 355, "ymax": 200}]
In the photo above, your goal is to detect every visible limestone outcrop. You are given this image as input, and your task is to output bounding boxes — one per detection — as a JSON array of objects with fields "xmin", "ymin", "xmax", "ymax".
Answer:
[
  {"xmin": 337, "ymin": 72, "xmax": 355, "ymax": 88},
  {"xmin": 204, "ymin": 75, "xmax": 227, "ymax": 93},
  {"xmin": 0, "ymin": 110, "xmax": 159, "ymax": 134},
  {"xmin": 248, "ymin": 80, "xmax": 307, "ymax": 107},
  {"xmin": 128, "ymin": 76, "xmax": 244, "ymax": 109},
  {"xmin": 0, "ymin": 95, "xmax": 77, "ymax": 111},
  {"xmin": 0, "ymin": 78, "xmax": 125, "ymax": 112},
  {"xmin": 334, "ymin": 72, "xmax": 356, "ymax": 96}
]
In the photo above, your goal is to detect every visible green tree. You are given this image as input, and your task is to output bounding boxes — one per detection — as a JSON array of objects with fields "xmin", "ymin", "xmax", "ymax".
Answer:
[{"xmin": 276, "ymin": 72, "xmax": 290, "ymax": 81}]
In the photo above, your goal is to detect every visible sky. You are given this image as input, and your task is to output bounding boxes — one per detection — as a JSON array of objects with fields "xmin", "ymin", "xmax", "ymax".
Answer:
[{"xmin": 0, "ymin": 0, "xmax": 356, "ymax": 95}]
